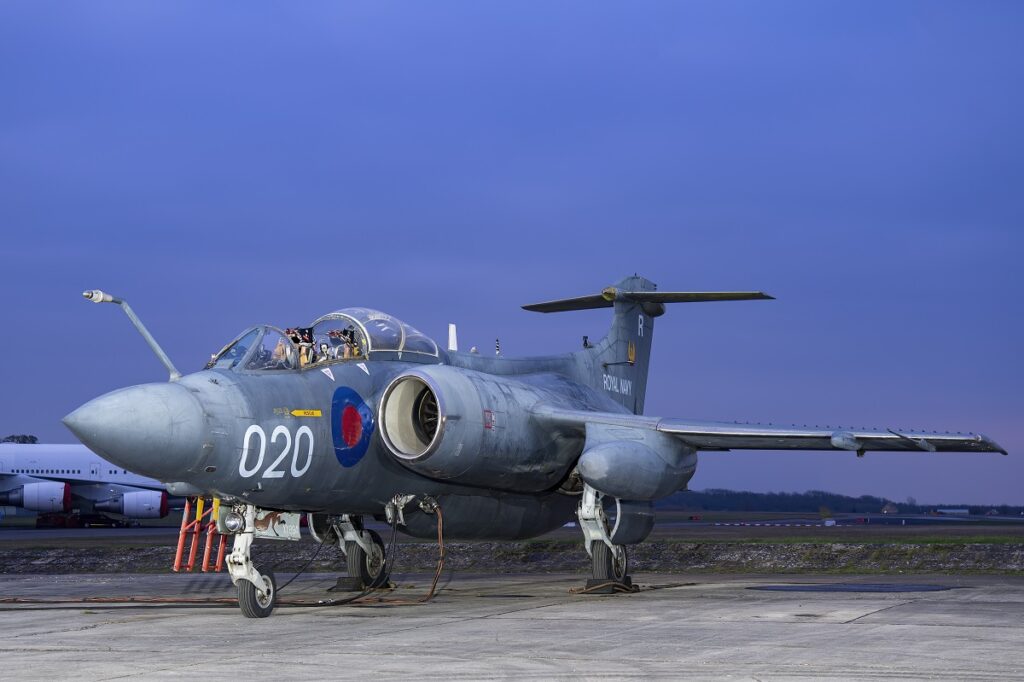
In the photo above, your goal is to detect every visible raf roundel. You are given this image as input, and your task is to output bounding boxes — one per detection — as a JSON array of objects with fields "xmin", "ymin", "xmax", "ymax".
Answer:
[
  {"xmin": 331, "ymin": 386, "xmax": 375, "ymax": 467},
  {"xmin": 341, "ymin": 405, "xmax": 363, "ymax": 447}
]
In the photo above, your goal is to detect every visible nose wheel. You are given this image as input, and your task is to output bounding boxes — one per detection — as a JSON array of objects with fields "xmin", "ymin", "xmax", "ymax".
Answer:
[
  {"xmin": 237, "ymin": 567, "xmax": 277, "ymax": 618},
  {"xmin": 226, "ymin": 505, "xmax": 279, "ymax": 618}
]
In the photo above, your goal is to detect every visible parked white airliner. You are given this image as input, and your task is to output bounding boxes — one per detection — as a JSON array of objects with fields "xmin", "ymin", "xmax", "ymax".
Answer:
[{"xmin": 0, "ymin": 443, "xmax": 171, "ymax": 520}]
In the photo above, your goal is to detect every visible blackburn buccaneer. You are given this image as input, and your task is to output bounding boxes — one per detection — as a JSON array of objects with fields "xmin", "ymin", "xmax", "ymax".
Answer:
[{"xmin": 63, "ymin": 277, "xmax": 1006, "ymax": 617}]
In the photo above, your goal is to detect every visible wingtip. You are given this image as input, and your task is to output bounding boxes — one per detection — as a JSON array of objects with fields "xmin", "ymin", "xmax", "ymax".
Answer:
[{"xmin": 979, "ymin": 433, "xmax": 1008, "ymax": 456}]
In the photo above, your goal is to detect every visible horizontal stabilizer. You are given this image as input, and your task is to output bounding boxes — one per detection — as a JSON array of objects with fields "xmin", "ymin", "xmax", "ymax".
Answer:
[{"xmin": 523, "ymin": 287, "xmax": 773, "ymax": 313}]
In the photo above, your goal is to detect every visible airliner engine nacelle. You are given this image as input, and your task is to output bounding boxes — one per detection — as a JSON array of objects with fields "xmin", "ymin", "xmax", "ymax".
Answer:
[
  {"xmin": 94, "ymin": 490, "xmax": 169, "ymax": 518},
  {"xmin": 0, "ymin": 482, "xmax": 71, "ymax": 513},
  {"xmin": 378, "ymin": 366, "xmax": 579, "ymax": 492}
]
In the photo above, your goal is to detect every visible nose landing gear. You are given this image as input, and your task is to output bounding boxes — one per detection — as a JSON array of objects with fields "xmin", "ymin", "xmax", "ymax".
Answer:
[
  {"xmin": 224, "ymin": 504, "xmax": 302, "ymax": 617},
  {"xmin": 226, "ymin": 505, "xmax": 278, "ymax": 618}
]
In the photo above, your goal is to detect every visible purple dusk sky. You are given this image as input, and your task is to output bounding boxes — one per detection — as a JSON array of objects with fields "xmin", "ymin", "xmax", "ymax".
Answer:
[{"xmin": 1, "ymin": 2, "xmax": 1021, "ymax": 503}]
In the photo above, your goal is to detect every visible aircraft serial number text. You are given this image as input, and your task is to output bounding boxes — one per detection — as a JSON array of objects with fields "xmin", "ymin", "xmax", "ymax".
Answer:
[{"xmin": 239, "ymin": 425, "xmax": 314, "ymax": 478}]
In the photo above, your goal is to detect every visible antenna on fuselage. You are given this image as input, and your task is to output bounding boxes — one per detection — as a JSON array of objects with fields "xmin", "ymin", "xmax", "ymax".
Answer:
[
  {"xmin": 447, "ymin": 323, "xmax": 458, "ymax": 352},
  {"xmin": 81, "ymin": 290, "xmax": 182, "ymax": 382}
]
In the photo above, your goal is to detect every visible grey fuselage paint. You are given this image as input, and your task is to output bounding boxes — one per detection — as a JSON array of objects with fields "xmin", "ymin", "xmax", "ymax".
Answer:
[{"xmin": 66, "ymin": 277, "xmax": 681, "ymax": 540}]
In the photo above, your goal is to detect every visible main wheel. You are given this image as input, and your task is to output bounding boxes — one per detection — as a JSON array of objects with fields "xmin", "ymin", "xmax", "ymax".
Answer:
[
  {"xmin": 346, "ymin": 529, "xmax": 388, "ymax": 588},
  {"xmin": 591, "ymin": 542, "xmax": 628, "ymax": 582},
  {"xmin": 238, "ymin": 568, "xmax": 277, "ymax": 618}
]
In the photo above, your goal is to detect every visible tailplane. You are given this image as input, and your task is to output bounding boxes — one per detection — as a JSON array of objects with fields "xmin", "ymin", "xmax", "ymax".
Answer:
[{"xmin": 522, "ymin": 276, "xmax": 772, "ymax": 415}]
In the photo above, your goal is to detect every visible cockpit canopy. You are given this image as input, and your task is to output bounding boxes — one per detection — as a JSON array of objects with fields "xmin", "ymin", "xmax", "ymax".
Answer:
[
  {"xmin": 208, "ymin": 309, "xmax": 439, "ymax": 372},
  {"xmin": 310, "ymin": 308, "xmax": 439, "ymax": 360}
]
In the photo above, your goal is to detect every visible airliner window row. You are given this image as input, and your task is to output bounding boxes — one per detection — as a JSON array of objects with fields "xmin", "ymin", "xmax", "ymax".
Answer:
[
  {"xmin": 9, "ymin": 467, "xmax": 131, "ymax": 475},
  {"xmin": 14, "ymin": 469, "xmax": 82, "ymax": 474}
]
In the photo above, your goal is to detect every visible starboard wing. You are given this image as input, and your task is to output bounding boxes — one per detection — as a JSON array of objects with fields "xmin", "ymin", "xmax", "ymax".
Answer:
[{"xmin": 533, "ymin": 406, "xmax": 1007, "ymax": 455}]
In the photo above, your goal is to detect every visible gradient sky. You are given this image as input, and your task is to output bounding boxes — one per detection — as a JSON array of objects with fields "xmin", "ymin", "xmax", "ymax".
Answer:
[{"xmin": 2, "ymin": 2, "xmax": 1021, "ymax": 504}]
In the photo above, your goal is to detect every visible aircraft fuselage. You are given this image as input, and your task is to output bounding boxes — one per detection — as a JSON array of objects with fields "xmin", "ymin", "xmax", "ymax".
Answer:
[{"xmin": 65, "ymin": 357, "xmax": 628, "ymax": 539}]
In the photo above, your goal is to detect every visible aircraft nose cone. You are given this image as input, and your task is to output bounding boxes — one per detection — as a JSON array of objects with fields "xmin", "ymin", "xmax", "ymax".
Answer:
[{"xmin": 64, "ymin": 383, "xmax": 206, "ymax": 481}]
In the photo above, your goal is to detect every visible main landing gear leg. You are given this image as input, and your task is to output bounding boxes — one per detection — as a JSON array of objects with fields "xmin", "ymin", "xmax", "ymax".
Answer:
[
  {"xmin": 327, "ymin": 515, "xmax": 388, "ymax": 591},
  {"xmin": 577, "ymin": 485, "xmax": 630, "ymax": 589},
  {"xmin": 227, "ymin": 504, "xmax": 277, "ymax": 618}
]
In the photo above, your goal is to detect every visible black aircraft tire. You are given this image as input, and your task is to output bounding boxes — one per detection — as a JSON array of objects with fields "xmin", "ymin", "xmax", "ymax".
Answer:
[
  {"xmin": 238, "ymin": 568, "xmax": 277, "ymax": 618},
  {"xmin": 346, "ymin": 530, "xmax": 388, "ymax": 588},
  {"xmin": 592, "ymin": 542, "xmax": 628, "ymax": 582}
]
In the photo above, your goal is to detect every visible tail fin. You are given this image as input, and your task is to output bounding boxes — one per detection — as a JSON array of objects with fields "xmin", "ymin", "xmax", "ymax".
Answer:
[{"xmin": 523, "ymin": 276, "xmax": 772, "ymax": 415}]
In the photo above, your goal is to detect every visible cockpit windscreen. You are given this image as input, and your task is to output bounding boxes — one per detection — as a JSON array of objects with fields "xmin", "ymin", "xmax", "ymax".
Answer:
[
  {"xmin": 245, "ymin": 329, "xmax": 298, "ymax": 371},
  {"xmin": 209, "ymin": 328, "xmax": 260, "ymax": 370},
  {"xmin": 208, "ymin": 327, "xmax": 300, "ymax": 371}
]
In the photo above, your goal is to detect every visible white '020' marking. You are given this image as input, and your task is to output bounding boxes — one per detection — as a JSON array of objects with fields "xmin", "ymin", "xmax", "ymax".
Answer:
[{"xmin": 239, "ymin": 425, "xmax": 314, "ymax": 478}]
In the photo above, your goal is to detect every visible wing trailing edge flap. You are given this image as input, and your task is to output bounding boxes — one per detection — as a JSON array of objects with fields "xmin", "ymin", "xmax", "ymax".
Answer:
[{"xmin": 532, "ymin": 406, "xmax": 1007, "ymax": 456}]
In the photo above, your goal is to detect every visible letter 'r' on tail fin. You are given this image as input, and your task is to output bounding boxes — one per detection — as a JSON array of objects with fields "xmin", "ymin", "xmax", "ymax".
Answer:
[{"xmin": 522, "ymin": 276, "xmax": 773, "ymax": 415}]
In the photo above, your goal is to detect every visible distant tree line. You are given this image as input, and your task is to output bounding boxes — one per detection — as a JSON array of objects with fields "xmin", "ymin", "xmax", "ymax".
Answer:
[
  {"xmin": 2, "ymin": 435, "xmax": 37, "ymax": 444},
  {"xmin": 656, "ymin": 488, "xmax": 1024, "ymax": 516}
]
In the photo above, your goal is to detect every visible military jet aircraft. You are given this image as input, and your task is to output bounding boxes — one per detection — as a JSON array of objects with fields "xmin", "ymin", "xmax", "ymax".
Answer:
[{"xmin": 64, "ymin": 276, "xmax": 1006, "ymax": 617}]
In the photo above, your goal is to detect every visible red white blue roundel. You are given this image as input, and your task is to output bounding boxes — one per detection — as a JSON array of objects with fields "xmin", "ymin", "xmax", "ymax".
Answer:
[{"xmin": 331, "ymin": 387, "xmax": 375, "ymax": 467}]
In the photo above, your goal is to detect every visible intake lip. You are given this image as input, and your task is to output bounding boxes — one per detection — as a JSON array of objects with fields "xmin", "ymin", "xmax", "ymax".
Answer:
[{"xmin": 378, "ymin": 372, "xmax": 446, "ymax": 462}]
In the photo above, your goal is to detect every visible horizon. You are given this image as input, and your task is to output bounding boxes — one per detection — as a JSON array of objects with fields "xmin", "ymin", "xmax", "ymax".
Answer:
[{"xmin": 1, "ymin": 439, "xmax": 1017, "ymax": 508}]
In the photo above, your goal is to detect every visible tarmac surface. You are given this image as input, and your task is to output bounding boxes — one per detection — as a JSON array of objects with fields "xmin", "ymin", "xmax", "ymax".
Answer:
[
  {"xmin": 1, "ymin": 571, "xmax": 1022, "ymax": 680},
  {"xmin": 0, "ymin": 526, "xmax": 181, "ymax": 541}
]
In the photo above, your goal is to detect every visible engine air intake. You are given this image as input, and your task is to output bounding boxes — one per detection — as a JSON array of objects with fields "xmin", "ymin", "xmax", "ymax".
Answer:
[{"xmin": 380, "ymin": 375, "xmax": 442, "ymax": 460}]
